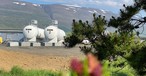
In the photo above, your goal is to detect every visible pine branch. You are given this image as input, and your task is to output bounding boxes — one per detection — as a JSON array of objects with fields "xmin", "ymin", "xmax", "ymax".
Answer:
[{"xmin": 108, "ymin": 3, "xmax": 142, "ymax": 32}]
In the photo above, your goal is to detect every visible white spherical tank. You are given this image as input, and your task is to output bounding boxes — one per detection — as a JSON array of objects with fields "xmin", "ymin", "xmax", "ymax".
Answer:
[
  {"xmin": 23, "ymin": 25, "xmax": 38, "ymax": 39},
  {"xmin": 57, "ymin": 29, "xmax": 66, "ymax": 41},
  {"xmin": 37, "ymin": 28, "xmax": 45, "ymax": 39},
  {"xmin": 44, "ymin": 26, "xmax": 58, "ymax": 40}
]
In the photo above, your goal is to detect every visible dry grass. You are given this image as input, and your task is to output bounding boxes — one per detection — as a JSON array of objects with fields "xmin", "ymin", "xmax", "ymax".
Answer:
[{"xmin": 0, "ymin": 46, "xmax": 84, "ymax": 71}]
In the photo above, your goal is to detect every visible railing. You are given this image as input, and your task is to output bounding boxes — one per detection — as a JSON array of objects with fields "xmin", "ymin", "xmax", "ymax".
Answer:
[{"xmin": 0, "ymin": 29, "xmax": 23, "ymax": 33}]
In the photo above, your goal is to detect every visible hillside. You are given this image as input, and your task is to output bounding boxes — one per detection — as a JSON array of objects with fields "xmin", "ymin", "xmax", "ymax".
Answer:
[
  {"xmin": 0, "ymin": 0, "xmax": 51, "ymax": 29},
  {"xmin": 0, "ymin": 0, "xmax": 117, "ymax": 32},
  {"xmin": 42, "ymin": 4, "xmax": 117, "ymax": 32}
]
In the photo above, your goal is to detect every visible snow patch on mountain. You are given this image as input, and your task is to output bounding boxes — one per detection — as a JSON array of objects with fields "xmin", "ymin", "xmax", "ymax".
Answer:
[
  {"xmin": 13, "ymin": 2, "xmax": 19, "ymax": 5},
  {"xmin": 88, "ymin": 10, "xmax": 98, "ymax": 13},
  {"xmin": 20, "ymin": 3, "xmax": 26, "ymax": 6},
  {"xmin": 73, "ymin": 10, "xmax": 77, "ymax": 13},
  {"xmin": 13, "ymin": 2, "xmax": 26, "ymax": 6},
  {"xmin": 65, "ymin": 8, "xmax": 70, "ymax": 10},
  {"xmin": 32, "ymin": 4, "xmax": 40, "ymax": 7},
  {"xmin": 100, "ymin": 9, "xmax": 106, "ymax": 13},
  {"xmin": 65, "ymin": 7, "xmax": 77, "ymax": 13},
  {"xmin": 13, "ymin": 1, "xmax": 41, "ymax": 7},
  {"xmin": 62, "ymin": 4, "xmax": 81, "ymax": 8}
]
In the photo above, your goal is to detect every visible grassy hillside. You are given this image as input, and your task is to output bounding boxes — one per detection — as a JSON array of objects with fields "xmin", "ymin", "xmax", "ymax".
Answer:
[
  {"xmin": 0, "ymin": 0, "xmax": 51, "ymax": 29},
  {"xmin": 0, "ymin": 9, "xmax": 51, "ymax": 29}
]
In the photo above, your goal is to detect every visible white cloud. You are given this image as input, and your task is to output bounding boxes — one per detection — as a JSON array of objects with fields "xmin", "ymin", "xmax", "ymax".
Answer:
[
  {"xmin": 104, "ymin": 0, "xmax": 120, "ymax": 7},
  {"xmin": 38, "ymin": 0, "xmax": 134, "ymax": 8},
  {"xmin": 123, "ymin": 0, "xmax": 134, "ymax": 4},
  {"xmin": 25, "ymin": 0, "xmax": 134, "ymax": 13},
  {"xmin": 42, "ymin": 0, "xmax": 65, "ymax": 2},
  {"xmin": 93, "ymin": 0, "xmax": 134, "ymax": 8}
]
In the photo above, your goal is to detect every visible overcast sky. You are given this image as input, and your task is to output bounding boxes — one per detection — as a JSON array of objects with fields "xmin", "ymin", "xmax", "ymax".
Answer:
[{"xmin": 22, "ymin": 0, "xmax": 135, "ymax": 13}]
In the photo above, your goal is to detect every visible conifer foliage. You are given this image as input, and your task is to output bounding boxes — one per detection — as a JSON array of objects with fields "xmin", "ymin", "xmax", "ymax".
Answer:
[{"xmin": 64, "ymin": 0, "xmax": 146, "ymax": 75}]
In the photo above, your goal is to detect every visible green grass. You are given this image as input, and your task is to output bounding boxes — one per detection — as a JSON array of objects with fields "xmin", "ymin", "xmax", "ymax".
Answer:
[{"xmin": 0, "ymin": 66, "xmax": 61, "ymax": 76}]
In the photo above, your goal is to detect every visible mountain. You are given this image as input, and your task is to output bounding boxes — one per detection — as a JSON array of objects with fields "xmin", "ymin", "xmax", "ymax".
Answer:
[
  {"xmin": 42, "ymin": 4, "xmax": 117, "ymax": 32},
  {"xmin": 0, "ymin": 0, "xmax": 51, "ymax": 29},
  {"xmin": 0, "ymin": 0, "xmax": 117, "ymax": 32}
]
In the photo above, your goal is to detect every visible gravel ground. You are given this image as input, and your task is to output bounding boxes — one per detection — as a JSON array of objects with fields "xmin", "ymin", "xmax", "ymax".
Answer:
[{"xmin": 0, "ymin": 45, "xmax": 85, "ymax": 71}]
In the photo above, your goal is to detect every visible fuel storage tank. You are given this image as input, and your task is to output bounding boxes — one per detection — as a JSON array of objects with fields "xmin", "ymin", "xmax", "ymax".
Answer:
[
  {"xmin": 44, "ymin": 26, "xmax": 66, "ymax": 43},
  {"xmin": 23, "ymin": 20, "xmax": 45, "ymax": 42}
]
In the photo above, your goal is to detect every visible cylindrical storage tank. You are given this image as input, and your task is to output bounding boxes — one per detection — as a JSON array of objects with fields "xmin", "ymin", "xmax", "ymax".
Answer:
[
  {"xmin": 57, "ymin": 29, "xmax": 66, "ymax": 41},
  {"xmin": 23, "ymin": 25, "xmax": 38, "ymax": 39},
  {"xmin": 44, "ymin": 26, "xmax": 58, "ymax": 40},
  {"xmin": 37, "ymin": 28, "xmax": 45, "ymax": 39}
]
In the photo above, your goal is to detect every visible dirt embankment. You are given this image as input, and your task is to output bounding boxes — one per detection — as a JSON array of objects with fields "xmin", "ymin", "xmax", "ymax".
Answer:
[{"xmin": 0, "ymin": 46, "xmax": 84, "ymax": 71}]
